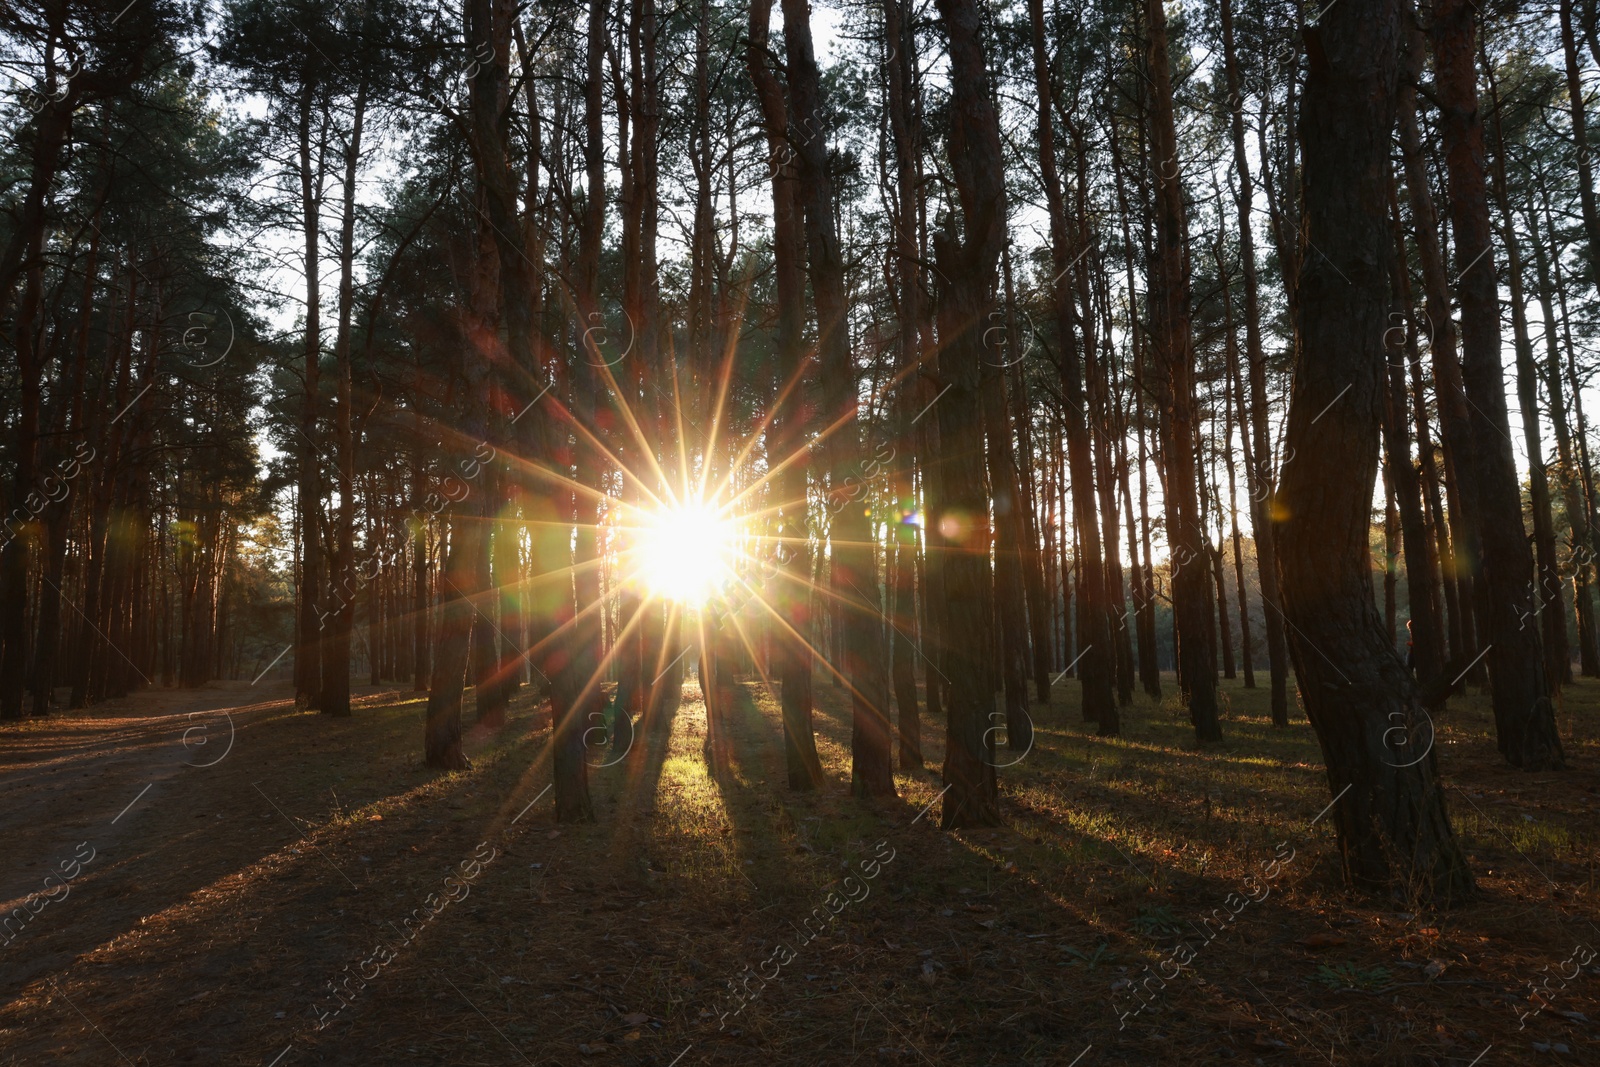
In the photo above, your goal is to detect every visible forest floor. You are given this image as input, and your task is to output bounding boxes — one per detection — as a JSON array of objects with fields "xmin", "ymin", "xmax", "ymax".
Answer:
[{"xmin": 0, "ymin": 667, "xmax": 1596, "ymax": 1067}]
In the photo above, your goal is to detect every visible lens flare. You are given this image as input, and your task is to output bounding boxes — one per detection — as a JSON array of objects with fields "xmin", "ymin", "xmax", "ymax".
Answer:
[{"xmin": 630, "ymin": 502, "xmax": 738, "ymax": 604}]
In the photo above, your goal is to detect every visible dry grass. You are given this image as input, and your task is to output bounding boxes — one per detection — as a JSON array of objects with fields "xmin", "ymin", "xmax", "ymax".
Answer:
[{"xmin": 0, "ymin": 668, "xmax": 1595, "ymax": 1065}]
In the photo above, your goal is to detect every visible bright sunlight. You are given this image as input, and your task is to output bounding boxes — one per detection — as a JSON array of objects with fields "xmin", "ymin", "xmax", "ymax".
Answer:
[{"xmin": 629, "ymin": 502, "xmax": 740, "ymax": 604}]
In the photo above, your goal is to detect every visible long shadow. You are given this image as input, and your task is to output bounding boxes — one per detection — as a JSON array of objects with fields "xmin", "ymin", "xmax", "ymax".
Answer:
[
  {"xmin": 588, "ymin": 679, "xmax": 684, "ymax": 894},
  {"xmin": 666, "ymin": 675, "xmax": 1160, "ymax": 1062},
  {"xmin": 0, "ymin": 689, "xmax": 549, "ymax": 1043}
]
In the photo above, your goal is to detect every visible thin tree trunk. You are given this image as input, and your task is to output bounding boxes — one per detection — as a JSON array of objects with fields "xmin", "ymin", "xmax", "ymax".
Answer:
[
  {"xmin": 1431, "ymin": 0, "xmax": 1564, "ymax": 770},
  {"xmin": 1485, "ymin": 52, "xmax": 1568, "ymax": 689},
  {"xmin": 885, "ymin": 0, "xmax": 925, "ymax": 766},
  {"xmin": 1145, "ymin": 0, "xmax": 1219, "ymax": 741},
  {"xmin": 1221, "ymin": 0, "xmax": 1289, "ymax": 725},
  {"xmin": 321, "ymin": 75, "xmax": 369, "ymax": 718},
  {"xmin": 1029, "ymin": 0, "xmax": 1115, "ymax": 733},
  {"xmin": 983, "ymin": 335, "xmax": 1034, "ymax": 755},
  {"xmin": 295, "ymin": 81, "xmax": 325, "ymax": 713},
  {"xmin": 782, "ymin": 0, "xmax": 894, "ymax": 797},
  {"xmin": 1397, "ymin": 11, "xmax": 1482, "ymax": 680},
  {"xmin": 1523, "ymin": 189, "xmax": 1600, "ymax": 677},
  {"xmin": 1219, "ymin": 262, "xmax": 1256, "ymax": 688},
  {"xmin": 1384, "ymin": 181, "xmax": 1445, "ymax": 689},
  {"xmin": 748, "ymin": 0, "xmax": 824, "ymax": 789}
]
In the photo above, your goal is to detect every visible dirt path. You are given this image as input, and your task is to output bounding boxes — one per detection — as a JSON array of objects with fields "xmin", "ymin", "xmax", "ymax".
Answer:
[
  {"xmin": 0, "ymin": 684, "xmax": 300, "ymax": 995},
  {"xmin": 0, "ymin": 683, "xmax": 558, "ymax": 1066}
]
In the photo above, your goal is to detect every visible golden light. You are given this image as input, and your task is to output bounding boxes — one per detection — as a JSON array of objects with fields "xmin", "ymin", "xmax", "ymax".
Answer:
[{"xmin": 630, "ymin": 501, "xmax": 740, "ymax": 604}]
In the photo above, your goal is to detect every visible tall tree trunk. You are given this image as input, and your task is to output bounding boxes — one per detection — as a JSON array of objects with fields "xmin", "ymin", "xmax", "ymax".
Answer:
[
  {"xmin": 1485, "ymin": 53, "xmax": 1568, "ymax": 689},
  {"xmin": 781, "ymin": 0, "xmax": 895, "ymax": 797},
  {"xmin": 1219, "ymin": 263, "xmax": 1256, "ymax": 689},
  {"xmin": 932, "ymin": 0, "xmax": 1005, "ymax": 826},
  {"xmin": 1109, "ymin": 127, "xmax": 1162, "ymax": 700},
  {"xmin": 1384, "ymin": 183, "xmax": 1445, "ymax": 689},
  {"xmin": 1028, "ymin": 0, "xmax": 1116, "ymax": 733},
  {"xmin": 1221, "ymin": 0, "xmax": 1289, "ymax": 725},
  {"xmin": 1145, "ymin": 0, "xmax": 1219, "ymax": 741},
  {"xmin": 1004, "ymin": 269, "xmax": 1053, "ymax": 706},
  {"xmin": 983, "ymin": 345, "xmax": 1034, "ymax": 755},
  {"xmin": 1083, "ymin": 249, "xmax": 1135, "ymax": 709},
  {"xmin": 295, "ymin": 82, "xmax": 324, "ymax": 712},
  {"xmin": 748, "ymin": 0, "xmax": 824, "ymax": 789},
  {"xmin": 553, "ymin": 0, "xmax": 608, "ymax": 820},
  {"xmin": 1523, "ymin": 192, "xmax": 1600, "ymax": 677},
  {"xmin": 1397, "ymin": 12, "xmax": 1482, "ymax": 680},
  {"xmin": 1277, "ymin": 0, "xmax": 1473, "ymax": 902},
  {"xmin": 1431, "ymin": 0, "xmax": 1564, "ymax": 770},
  {"xmin": 321, "ymin": 76, "xmax": 368, "ymax": 719},
  {"xmin": 885, "ymin": 0, "xmax": 924, "ymax": 767}
]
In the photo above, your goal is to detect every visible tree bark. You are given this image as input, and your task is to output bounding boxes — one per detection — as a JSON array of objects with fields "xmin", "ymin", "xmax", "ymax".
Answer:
[
  {"xmin": 1277, "ymin": 0, "xmax": 1473, "ymax": 901},
  {"xmin": 1522, "ymin": 191, "xmax": 1600, "ymax": 677},
  {"xmin": 748, "ymin": 0, "xmax": 825, "ymax": 789},
  {"xmin": 781, "ymin": 0, "xmax": 895, "ymax": 798},
  {"xmin": 1484, "ymin": 53, "xmax": 1568, "ymax": 689},
  {"xmin": 320, "ymin": 74, "xmax": 369, "ymax": 719},
  {"xmin": 1397, "ymin": 12, "xmax": 1482, "ymax": 680},
  {"xmin": 932, "ymin": 0, "xmax": 1006, "ymax": 827},
  {"xmin": 1145, "ymin": 0, "xmax": 1219, "ymax": 741},
  {"xmin": 1030, "ymin": 0, "xmax": 1114, "ymax": 733},
  {"xmin": 1431, "ymin": 0, "xmax": 1564, "ymax": 770}
]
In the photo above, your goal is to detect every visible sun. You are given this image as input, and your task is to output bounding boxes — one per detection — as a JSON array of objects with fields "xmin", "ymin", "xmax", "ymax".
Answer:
[{"xmin": 629, "ymin": 501, "xmax": 739, "ymax": 604}]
